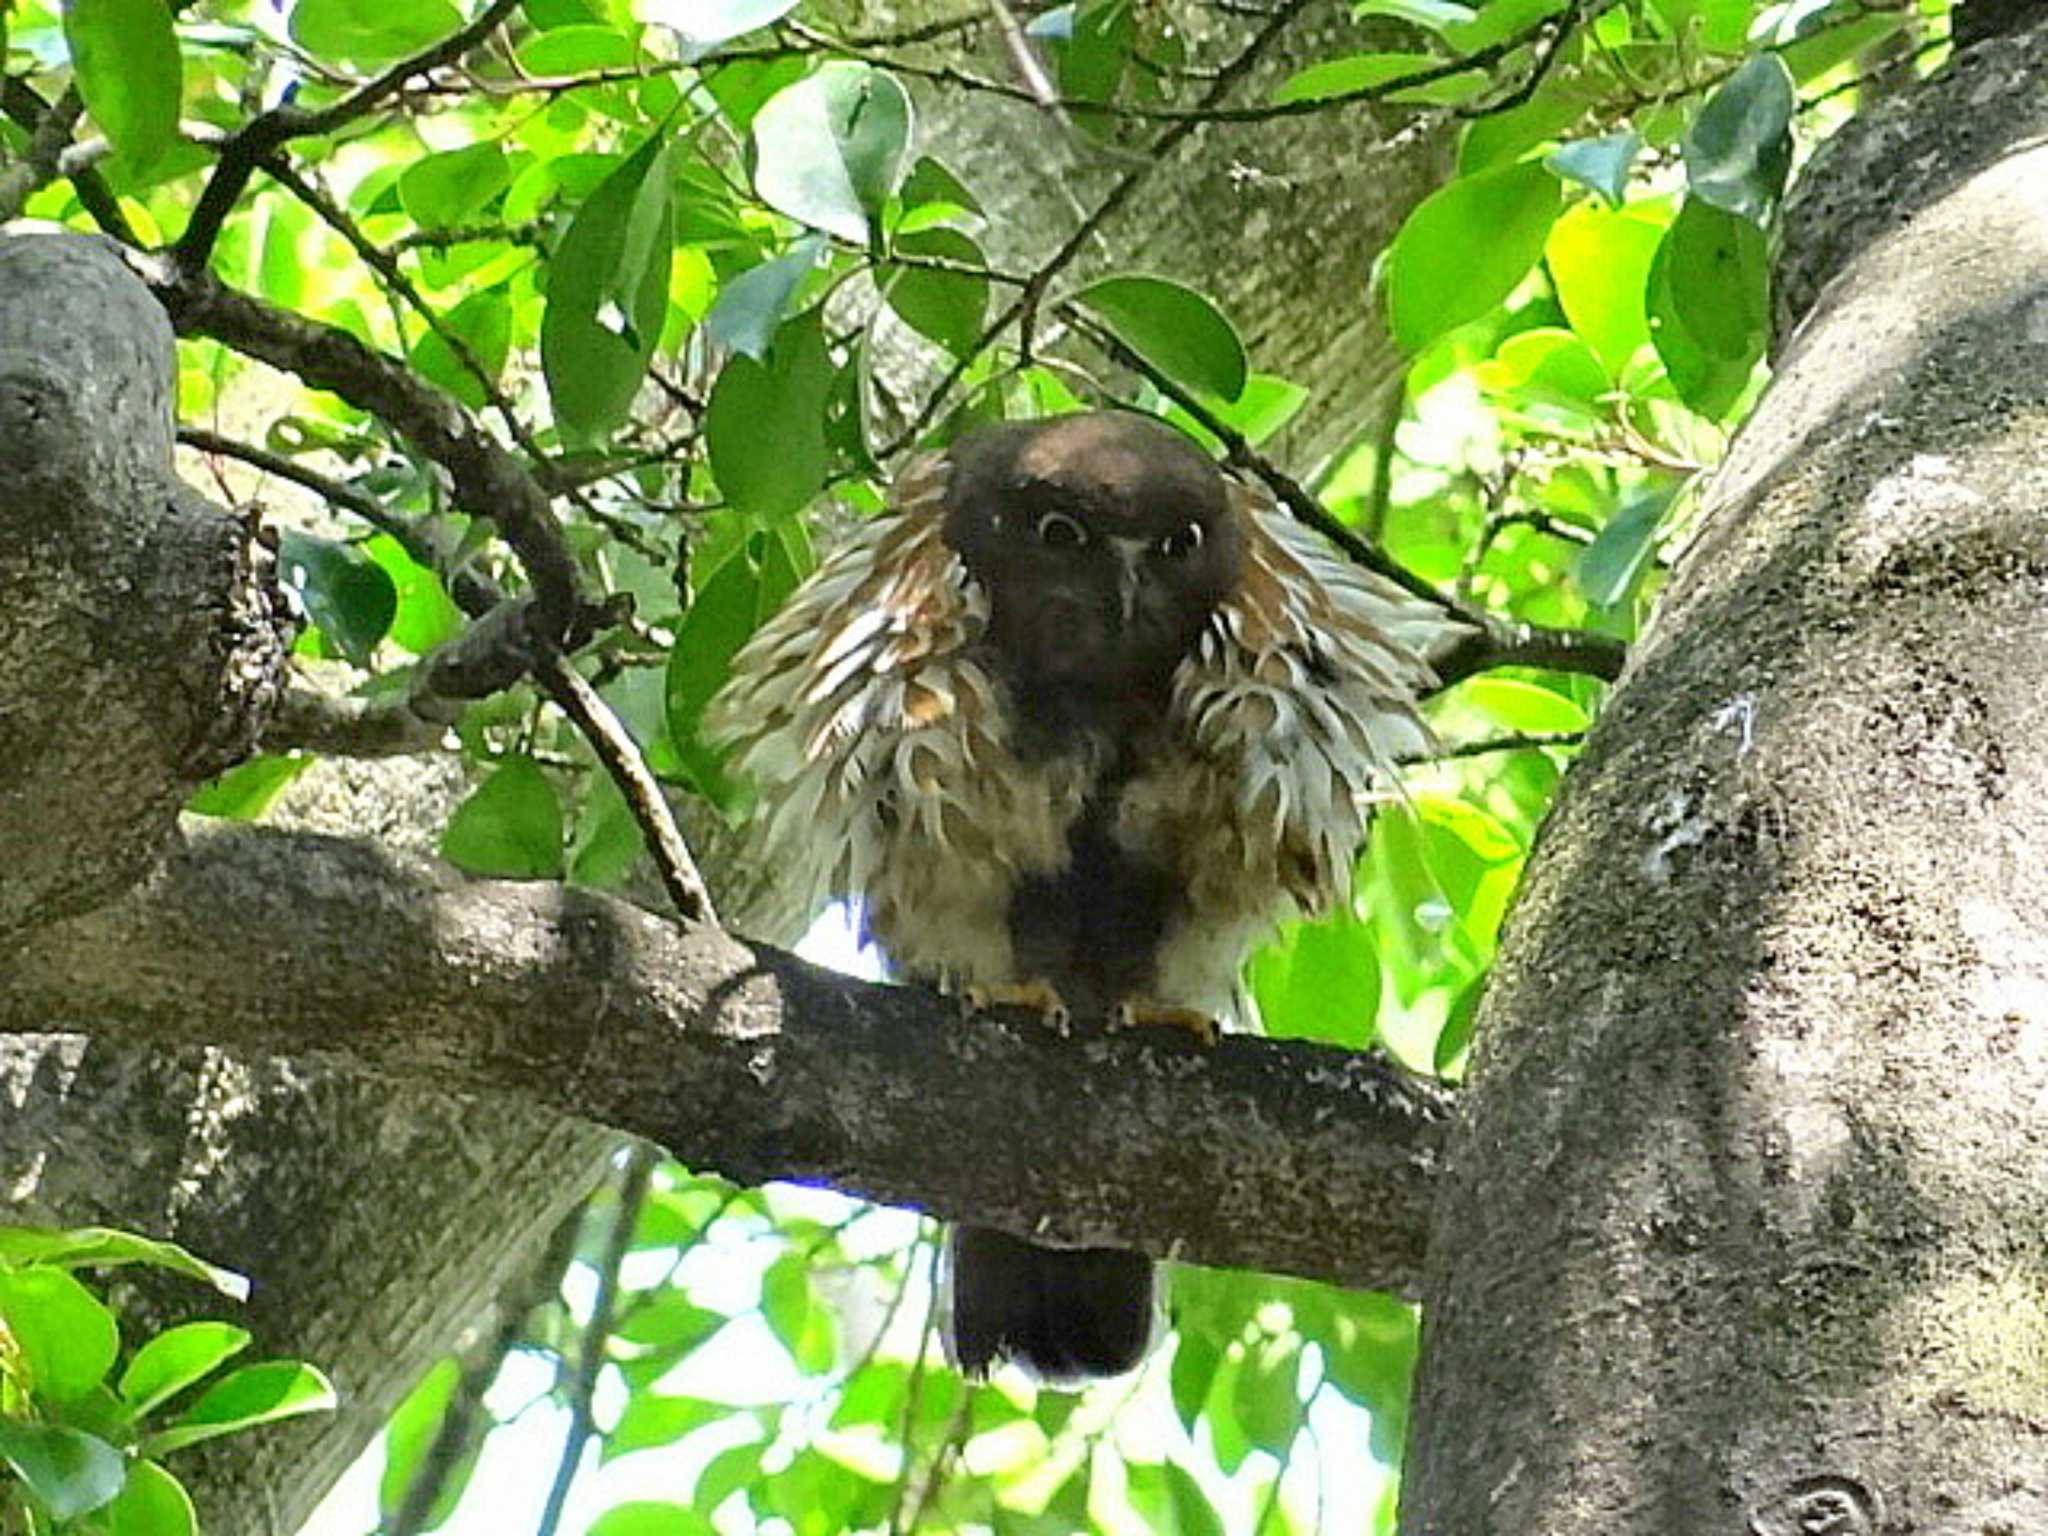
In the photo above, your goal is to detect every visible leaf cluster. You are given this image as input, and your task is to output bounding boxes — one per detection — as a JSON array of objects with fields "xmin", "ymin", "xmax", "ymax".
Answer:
[{"xmin": 0, "ymin": 1227, "xmax": 334, "ymax": 1536}]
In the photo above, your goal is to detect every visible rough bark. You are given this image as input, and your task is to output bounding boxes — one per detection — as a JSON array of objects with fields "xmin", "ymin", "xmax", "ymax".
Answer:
[
  {"xmin": 895, "ymin": 3, "xmax": 1449, "ymax": 467},
  {"xmin": 0, "ymin": 233, "xmax": 290, "ymax": 934},
  {"xmin": 4, "ymin": 822, "xmax": 1450, "ymax": 1292},
  {"xmin": 1403, "ymin": 27, "xmax": 2048, "ymax": 1534}
]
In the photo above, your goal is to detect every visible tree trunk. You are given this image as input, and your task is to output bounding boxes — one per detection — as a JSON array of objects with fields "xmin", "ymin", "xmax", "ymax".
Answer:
[{"xmin": 1403, "ymin": 26, "xmax": 2048, "ymax": 1533}]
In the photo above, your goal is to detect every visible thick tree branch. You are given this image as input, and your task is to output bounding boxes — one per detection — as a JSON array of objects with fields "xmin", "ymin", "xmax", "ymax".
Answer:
[{"xmin": 1, "ymin": 823, "xmax": 1449, "ymax": 1296}]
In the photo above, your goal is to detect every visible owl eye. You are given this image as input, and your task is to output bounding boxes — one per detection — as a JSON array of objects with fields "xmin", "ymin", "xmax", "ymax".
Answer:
[
  {"xmin": 1157, "ymin": 521, "xmax": 1205, "ymax": 559},
  {"xmin": 1034, "ymin": 511, "xmax": 1088, "ymax": 549}
]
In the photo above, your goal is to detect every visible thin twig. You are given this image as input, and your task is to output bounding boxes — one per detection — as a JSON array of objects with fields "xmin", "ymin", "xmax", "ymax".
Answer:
[
  {"xmin": 534, "ymin": 1146, "xmax": 657, "ymax": 1536},
  {"xmin": 177, "ymin": 0, "xmax": 524, "ymax": 269},
  {"xmin": 536, "ymin": 649, "xmax": 718, "ymax": 928}
]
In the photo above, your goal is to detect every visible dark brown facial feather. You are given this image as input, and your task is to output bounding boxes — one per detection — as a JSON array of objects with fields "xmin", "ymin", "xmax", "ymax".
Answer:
[{"xmin": 940, "ymin": 413, "xmax": 1243, "ymax": 734}]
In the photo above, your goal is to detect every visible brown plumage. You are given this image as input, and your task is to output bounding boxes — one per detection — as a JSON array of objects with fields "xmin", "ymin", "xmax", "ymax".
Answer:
[{"xmin": 707, "ymin": 411, "xmax": 1445, "ymax": 1378}]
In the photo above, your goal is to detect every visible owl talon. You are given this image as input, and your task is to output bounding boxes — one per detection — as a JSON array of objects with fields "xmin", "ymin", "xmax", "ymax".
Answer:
[
  {"xmin": 1111, "ymin": 1000, "xmax": 1221, "ymax": 1048},
  {"xmin": 963, "ymin": 979, "xmax": 1072, "ymax": 1035}
]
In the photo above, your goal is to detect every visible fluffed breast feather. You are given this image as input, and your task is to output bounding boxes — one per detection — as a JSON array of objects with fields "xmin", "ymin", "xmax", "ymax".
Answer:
[{"xmin": 704, "ymin": 449, "xmax": 1447, "ymax": 970}]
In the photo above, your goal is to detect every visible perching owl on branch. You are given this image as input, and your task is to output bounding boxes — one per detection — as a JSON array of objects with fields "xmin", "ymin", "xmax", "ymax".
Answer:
[{"xmin": 708, "ymin": 411, "xmax": 1444, "ymax": 1379}]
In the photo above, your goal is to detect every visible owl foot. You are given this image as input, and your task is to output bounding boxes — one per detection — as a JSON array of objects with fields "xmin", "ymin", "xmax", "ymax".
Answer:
[
  {"xmin": 1111, "ymin": 1000, "xmax": 1221, "ymax": 1048},
  {"xmin": 962, "ymin": 978, "xmax": 1072, "ymax": 1034}
]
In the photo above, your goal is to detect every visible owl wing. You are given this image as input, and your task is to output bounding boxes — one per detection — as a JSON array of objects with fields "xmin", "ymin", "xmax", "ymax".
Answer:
[
  {"xmin": 1166, "ymin": 475, "xmax": 1446, "ymax": 928},
  {"xmin": 704, "ymin": 454, "xmax": 1064, "ymax": 974}
]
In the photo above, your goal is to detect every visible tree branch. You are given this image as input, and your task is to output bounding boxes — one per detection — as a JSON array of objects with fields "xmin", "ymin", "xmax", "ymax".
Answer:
[{"xmin": 2, "ymin": 824, "xmax": 1449, "ymax": 1296}]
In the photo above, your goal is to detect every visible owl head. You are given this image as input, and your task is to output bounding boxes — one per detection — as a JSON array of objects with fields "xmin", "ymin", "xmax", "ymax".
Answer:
[{"xmin": 939, "ymin": 412, "xmax": 1244, "ymax": 703}]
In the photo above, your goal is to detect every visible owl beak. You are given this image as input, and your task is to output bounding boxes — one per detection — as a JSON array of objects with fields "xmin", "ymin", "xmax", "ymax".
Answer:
[{"xmin": 1110, "ymin": 537, "xmax": 1146, "ymax": 627}]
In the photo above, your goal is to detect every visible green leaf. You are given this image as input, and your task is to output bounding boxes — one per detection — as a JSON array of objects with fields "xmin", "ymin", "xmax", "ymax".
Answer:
[
  {"xmin": 186, "ymin": 755, "xmax": 314, "ymax": 820},
  {"xmin": 542, "ymin": 131, "xmax": 675, "ymax": 443},
  {"xmin": 604, "ymin": 1394, "xmax": 728, "ymax": 1461},
  {"xmin": 517, "ymin": 23, "xmax": 637, "ymax": 73},
  {"xmin": 104, "ymin": 1458, "xmax": 197, "ymax": 1536},
  {"xmin": 568, "ymin": 772, "xmax": 647, "ymax": 890},
  {"xmin": 1168, "ymin": 1333, "xmax": 1219, "ymax": 1436},
  {"xmin": 704, "ymin": 310, "xmax": 834, "ymax": 518},
  {"xmin": 885, "ymin": 227, "xmax": 989, "ymax": 358},
  {"xmin": 1546, "ymin": 131, "xmax": 1641, "ymax": 205},
  {"xmin": 1387, "ymin": 160, "xmax": 1560, "ymax": 352},
  {"xmin": 377, "ymin": 1359, "xmax": 461, "ymax": 1525},
  {"xmin": 1165, "ymin": 1461, "xmax": 1226, "ymax": 1536},
  {"xmin": 1434, "ymin": 975, "xmax": 1485, "ymax": 1077},
  {"xmin": 1480, "ymin": 328, "xmax": 1610, "ymax": 410},
  {"xmin": 1072, "ymin": 275, "xmax": 1248, "ymax": 401},
  {"xmin": 611, "ymin": 1291, "xmax": 727, "ymax": 1355},
  {"xmin": 1317, "ymin": 1292, "xmax": 1418, "ymax": 1463},
  {"xmin": 752, "ymin": 62, "xmax": 913, "ymax": 244},
  {"xmin": 0, "ymin": 1425, "xmax": 126, "ymax": 1521},
  {"xmin": 896, "ymin": 154, "xmax": 984, "ymax": 228},
  {"xmin": 703, "ymin": 236, "xmax": 825, "ymax": 362},
  {"xmin": 1576, "ymin": 485, "xmax": 1676, "ymax": 607},
  {"xmin": 64, "ymin": 0, "xmax": 180, "ymax": 169},
  {"xmin": 279, "ymin": 530, "xmax": 400, "ymax": 666},
  {"xmin": 0, "ymin": 1266, "xmax": 119, "ymax": 1403},
  {"xmin": 289, "ymin": 0, "xmax": 461, "ymax": 66},
  {"xmin": 1681, "ymin": 53, "xmax": 1793, "ymax": 223},
  {"xmin": 410, "ymin": 289, "xmax": 513, "ymax": 410},
  {"xmin": 1455, "ymin": 676, "xmax": 1589, "ymax": 734},
  {"xmin": 364, "ymin": 536, "xmax": 465, "ymax": 657},
  {"xmin": 587, "ymin": 1502, "xmax": 719, "ymax": 1536},
  {"xmin": 759, "ymin": 1254, "xmax": 835, "ymax": 1374},
  {"xmin": 694, "ymin": 1439, "xmax": 766, "ymax": 1515},
  {"xmin": 1249, "ymin": 910, "xmax": 1381, "ymax": 1048},
  {"xmin": 829, "ymin": 1360, "xmax": 909, "ymax": 1429},
  {"xmin": 140, "ymin": 1362, "xmax": 337, "ymax": 1457},
  {"xmin": 1270, "ymin": 52, "xmax": 1439, "ymax": 107},
  {"xmin": 1351, "ymin": 0, "xmax": 1476, "ymax": 32},
  {"xmin": 1778, "ymin": 12, "xmax": 1903, "ymax": 84},
  {"xmin": 1232, "ymin": 1334, "xmax": 1303, "ymax": 1456},
  {"xmin": 645, "ymin": 0, "xmax": 799, "ymax": 56},
  {"xmin": 398, "ymin": 144, "xmax": 513, "ymax": 230},
  {"xmin": 1545, "ymin": 200, "xmax": 1670, "ymax": 380},
  {"xmin": 0, "ymin": 1228, "xmax": 247, "ymax": 1299},
  {"xmin": 440, "ymin": 757, "xmax": 566, "ymax": 879},
  {"xmin": 1646, "ymin": 198, "xmax": 1768, "ymax": 418},
  {"xmin": 118, "ymin": 1322, "xmax": 252, "ymax": 1421}
]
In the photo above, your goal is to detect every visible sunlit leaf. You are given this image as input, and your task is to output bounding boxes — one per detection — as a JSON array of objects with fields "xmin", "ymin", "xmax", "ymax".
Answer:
[
  {"xmin": 583, "ymin": 1500, "xmax": 719, "ymax": 1536},
  {"xmin": 377, "ymin": 1359, "xmax": 471, "ymax": 1526},
  {"xmin": 140, "ymin": 1361, "xmax": 337, "ymax": 1457},
  {"xmin": 186, "ymin": 755, "xmax": 314, "ymax": 821},
  {"xmin": 398, "ymin": 143, "xmax": 512, "ymax": 230},
  {"xmin": 290, "ymin": 0, "xmax": 461, "ymax": 66},
  {"xmin": 642, "ymin": 0, "xmax": 799, "ymax": 57},
  {"xmin": 704, "ymin": 310, "xmax": 835, "ymax": 518},
  {"xmin": 119, "ymin": 1322, "xmax": 252, "ymax": 1421},
  {"xmin": 0, "ymin": 1229, "xmax": 247, "ymax": 1299},
  {"xmin": 0, "ymin": 1425, "xmax": 125, "ymax": 1521},
  {"xmin": 0, "ymin": 1266, "xmax": 119, "ymax": 1403},
  {"xmin": 1682, "ymin": 54, "xmax": 1793, "ymax": 223},
  {"xmin": 704, "ymin": 236, "xmax": 826, "ymax": 362},
  {"xmin": 753, "ymin": 62, "xmax": 913, "ymax": 244},
  {"xmin": 1387, "ymin": 160, "xmax": 1560, "ymax": 351},
  {"xmin": 542, "ymin": 131, "xmax": 675, "ymax": 442},
  {"xmin": 1577, "ymin": 485, "xmax": 1676, "ymax": 607},
  {"xmin": 1072, "ymin": 275, "xmax": 1248, "ymax": 401},
  {"xmin": 279, "ymin": 530, "xmax": 399, "ymax": 667},
  {"xmin": 1546, "ymin": 200, "xmax": 1671, "ymax": 380},
  {"xmin": 64, "ymin": 0, "xmax": 180, "ymax": 168},
  {"xmin": 885, "ymin": 226, "xmax": 989, "ymax": 358},
  {"xmin": 1646, "ymin": 198, "xmax": 1767, "ymax": 418},
  {"xmin": 105, "ymin": 1459, "xmax": 197, "ymax": 1536},
  {"xmin": 1546, "ymin": 131, "xmax": 1641, "ymax": 205},
  {"xmin": 440, "ymin": 757, "xmax": 566, "ymax": 879}
]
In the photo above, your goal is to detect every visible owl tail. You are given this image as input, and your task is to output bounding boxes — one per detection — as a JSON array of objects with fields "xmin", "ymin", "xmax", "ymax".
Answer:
[{"xmin": 943, "ymin": 1225, "xmax": 1157, "ymax": 1380}]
